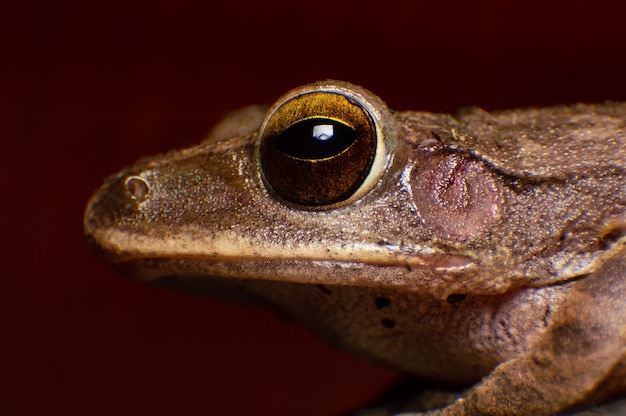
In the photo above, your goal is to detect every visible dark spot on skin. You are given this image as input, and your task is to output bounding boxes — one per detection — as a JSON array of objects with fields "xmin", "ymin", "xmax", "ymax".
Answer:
[
  {"xmin": 381, "ymin": 319, "xmax": 396, "ymax": 329},
  {"xmin": 446, "ymin": 293, "xmax": 468, "ymax": 304},
  {"xmin": 375, "ymin": 297, "xmax": 391, "ymax": 310},
  {"xmin": 315, "ymin": 284, "xmax": 332, "ymax": 295}
]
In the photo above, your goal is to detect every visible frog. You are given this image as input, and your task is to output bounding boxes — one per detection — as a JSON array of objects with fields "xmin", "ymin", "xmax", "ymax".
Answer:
[{"xmin": 84, "ymin": 80, "xmax": 626, "ymax": 415}]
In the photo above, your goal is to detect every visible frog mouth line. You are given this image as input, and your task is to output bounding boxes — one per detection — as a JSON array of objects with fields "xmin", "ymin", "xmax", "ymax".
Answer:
[{"xmin": 86, "ymin": 227, "xmax": 475, "ymax": 276}]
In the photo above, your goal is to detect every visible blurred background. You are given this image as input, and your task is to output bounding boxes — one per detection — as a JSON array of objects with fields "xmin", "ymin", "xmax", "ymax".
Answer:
[{"xmin": 2, "ymin": 0, "xmax": 626, "ymax": 415}]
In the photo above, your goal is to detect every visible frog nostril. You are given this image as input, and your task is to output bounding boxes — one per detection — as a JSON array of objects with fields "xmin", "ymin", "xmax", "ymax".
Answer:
[
  {"xmin": 125, "ymin": 176, "xmax": 151, "ymax": 200},
  {"xmin": 381, "ymin": 318, "xmax": 396, "ymax": 329}
]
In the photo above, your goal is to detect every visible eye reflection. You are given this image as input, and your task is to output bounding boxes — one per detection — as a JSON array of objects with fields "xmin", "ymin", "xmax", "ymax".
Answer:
[{"xmin": 312, "ymin": 124, "xmax": 334, "ymax": 141}]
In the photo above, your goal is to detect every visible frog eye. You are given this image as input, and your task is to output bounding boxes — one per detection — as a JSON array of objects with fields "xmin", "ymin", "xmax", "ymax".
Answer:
[{"xmin": 259, "ymin": 86, "xmax": 386, "ymax": 206}]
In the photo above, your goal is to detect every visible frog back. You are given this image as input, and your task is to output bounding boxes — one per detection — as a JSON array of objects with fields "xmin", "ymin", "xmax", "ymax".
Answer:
[{"xmin": 400, "ymin": 102, "xmax": 626, "ymax": 179}]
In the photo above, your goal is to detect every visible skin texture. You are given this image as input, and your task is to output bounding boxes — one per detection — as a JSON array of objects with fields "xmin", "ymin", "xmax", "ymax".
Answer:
[{"xmin": 84, "ymin": 81, "xmax": 626, "ymax": 415}]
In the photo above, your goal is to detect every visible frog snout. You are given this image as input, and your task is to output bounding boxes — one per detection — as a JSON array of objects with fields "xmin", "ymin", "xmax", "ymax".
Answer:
[{"xmin": 84, "ymin": 172, "xmax": 152, "ymax": 252}]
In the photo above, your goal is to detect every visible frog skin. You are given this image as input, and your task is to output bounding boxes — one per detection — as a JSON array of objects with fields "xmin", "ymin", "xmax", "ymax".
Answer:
[{"xmin": 84, "ymin": 81, "xmax": 626, "ymax": 415}]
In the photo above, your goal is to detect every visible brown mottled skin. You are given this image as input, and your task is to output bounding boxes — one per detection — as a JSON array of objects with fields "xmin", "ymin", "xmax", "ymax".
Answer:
[{"xmin": 85, "ymin": 81, "xmax": 626, "ymax": 415}]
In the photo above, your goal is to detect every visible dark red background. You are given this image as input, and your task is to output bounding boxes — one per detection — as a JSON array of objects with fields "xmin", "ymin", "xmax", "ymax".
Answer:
[{"xmin": 2, "ymin": 1, "xmax": 626, "ymax": 415}]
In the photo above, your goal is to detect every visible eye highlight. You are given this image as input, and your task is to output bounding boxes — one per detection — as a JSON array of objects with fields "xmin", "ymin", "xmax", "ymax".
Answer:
[
  {"xmin": 276, "ymin": 118, "xmax": 356, "ymax": 160},
  {"xmin": 259, "ymin": 89, "xmax": 382, "ymax": 206}
]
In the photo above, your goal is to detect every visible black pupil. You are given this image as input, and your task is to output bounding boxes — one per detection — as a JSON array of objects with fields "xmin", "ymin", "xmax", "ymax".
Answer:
[{"xmin": 276, "ymin": 118, "xmax": 357, "ymax": 159}]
